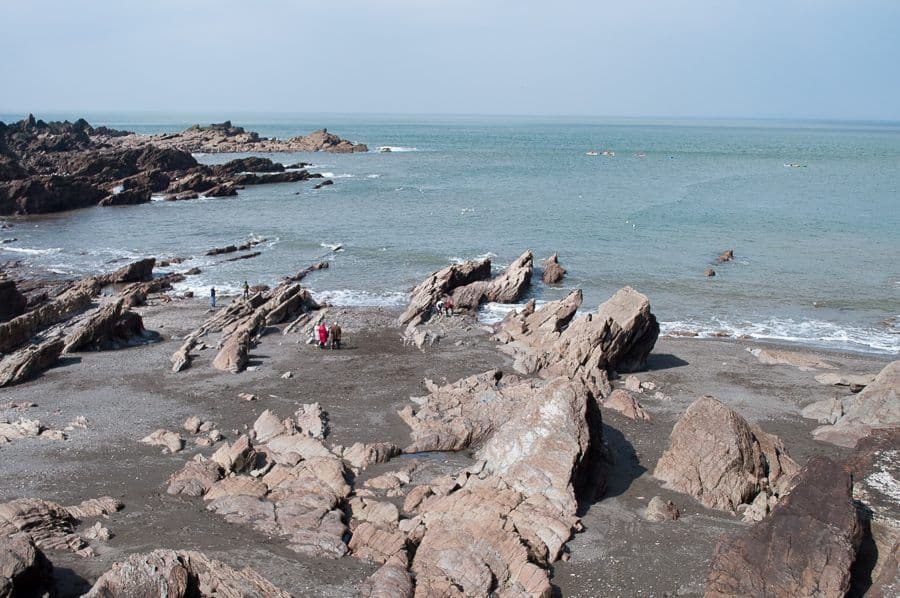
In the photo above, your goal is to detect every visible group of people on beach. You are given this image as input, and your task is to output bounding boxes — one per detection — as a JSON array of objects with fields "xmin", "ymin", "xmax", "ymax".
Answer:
[
  {"xmin": 435, "ymin": 295, "xmax": 454, "ymax": 316},
  {"xmin": 315, "ymin": 322, "xmax": 342, "ymax": 350}
]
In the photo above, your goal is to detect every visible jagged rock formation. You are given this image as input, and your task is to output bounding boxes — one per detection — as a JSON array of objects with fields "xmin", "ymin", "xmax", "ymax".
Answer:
[
  {"xmin": 0, "ymin": 496, "xmax": 122, "ymax": 557},
  {"xmin": 541, "ymin": 253, "xmax": 566, "ymax": 284},
  {"xmin": 398, "ymin": 259, "xmax": 492, "ymax": 329},
  {"xmin": 450, "ymin": 250, "xmax": 534, "ymax": 310},
  {"xmin": 494, "ymin": 286, "xmax": 659, "ymax": 397},
  {"xmin": 812, "ymin": 360, "xmax": 899, "ymax": 447},
  {"xmin": 362, "ymin": 374, "xmax": 603, "ymax": 596},
  {"xmin": 166, "ymin": 405, "xmax": 350, "ymax": 558},
  {"xmin": 109, "ymin": 122, "xmax": 368, "ymax": 154},
  {"xmin": 654, "ymin": 396, "xmax": 799, "ymax": 519},
  {"xmin": 0, "ymin": 116, "xmax": 340, "ymax": 215},
  {"xmin": 82, "ymin": 549, "xmax": 290, "ymax": 597},
  {"xmin": 0, "ymin": 338, "xmax": 64, "ymax": 388},
  {"xmin": 171, "ymin": 279, "xmax": 320, "ymax": 374},
  {"xmin": 0, "ymin": 534, "xmax": 55, "ymax": 598},
  {"xmin": 61, "ymin": 299, "xmax": 146, "ymax": 353},
  {"xmin": 705, "ymin": 456, "xmax": 862, "ymax": 597}
]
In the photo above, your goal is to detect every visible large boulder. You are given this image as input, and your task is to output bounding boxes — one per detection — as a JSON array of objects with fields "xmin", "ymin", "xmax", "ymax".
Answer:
[
  {"xmin": 704, "ymin": 456, "xmax": 862, "ymax": 598},
  {"xmin": 450, "ymin": 250, "xmax": 534, "ymax": 310},
  {"xmin": 654, "ymin": 396, "xmax": 798, "ymax": 515},
  {"xmin": 812, "ymin": 360, "xmax": 899, "ymax": 447},
  {"xmin": 0, "ymin": 533, "xmax": 55, "ymax": 598},
  {"xmin": 359, "ymin": 550, "xmax": 414, "ymax": 598},
  {"xmin": 101, "ymin": 257, "xmax": 155, "ymax": 284},
  {"xmin": 0, "ymin": 278, "xmax": 97, "ymax": 353},
  {"xmin": 0, "ymin": 496, "xmax": 121, "ymax": 554},
  {"xmin": 82, "ymin": 549, "xmax": 289, "ymax": 597}
]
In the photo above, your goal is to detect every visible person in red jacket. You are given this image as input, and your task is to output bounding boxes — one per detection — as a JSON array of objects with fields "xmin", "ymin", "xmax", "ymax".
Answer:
[{"xmin": 317, "ymin": 323, "xmax": 329, "ymax": 349}]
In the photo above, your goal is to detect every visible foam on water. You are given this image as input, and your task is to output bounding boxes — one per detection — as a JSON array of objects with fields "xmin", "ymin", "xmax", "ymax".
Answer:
[
  {"xmin": 0, "ymin": 246, "xmax": 63, "ymax": 256},
  {"xmin": 312, "ymin": 288, "xmax": 408, "ymax": 308},
  {"xmin": 660, "ymin": 317, "xmax": 899, "ymax": 354},
  {"xmin": 316, "ymin": 172, "xmax": 355, "ymax": 179},
  {"xmin": 376, "ymin": 146, "xmax": 419, "ymax": 152}
]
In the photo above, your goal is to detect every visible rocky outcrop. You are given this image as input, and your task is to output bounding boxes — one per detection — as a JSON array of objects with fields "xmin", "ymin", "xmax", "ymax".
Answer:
[
  {"xmin": 0, "ymin": 338, "xmax": 64, "ymax": 388},
  {"xmin": 0, "ymin": 116, "xmax": 341, "ymax": 215},
  {"xmin": 450, "ymin": 250, "xmax": 534, "ymax": 310},
  {"xmin": 166, "ymin": 410, "xmax": 351, "ymax": 559},
  {"xmin": 0, "ymin": 280, "xmax": 27, "ymax": 322},
  {"xmin": 107, "ymin": 122, "xmax": 367, "ymax": 154},
  {"xmin": 398, "ymin": 259, "xmax": 492, "ymax": 328},
  {"xmin": 494, "ymin": 286, "xmax": 659, "ymax": 397},
  {"xmin": 82, "ymin": 549, "xmax": 290, "ymax": 597},
  {"xmin": 812, "ymin": 360, "xmax": 899, "ymax": 447},
  {"xmin": 61, "ymin": 299, "xmax": 146, "ymax": 352},
  {"xmin": 541, "ymin": 253, "xmax": 567, "ymax": 284},
  {"xmin": 393, "ymin": 375, "xmax": 601, "ymax": 596},
  {"xmin": 645, "ymin": 497, "xmax": 679, "ymax": 522},
  {"xmin": 751, "ymin": 347, "xmax": 836, "ymax": 370},
  {"xmin": 0, "ymin": 279, "xmax": 97, "ymax": 353},
  {"xmin": 654, "ymin": 396, "xmax": 799, "ymax": 518},
  {"xmin": 704, "ymin": 456, "xmax": 862, "ymax": 598},
  {"xmin": 0, "ymin": 496, "xmax": 121, "ymax": 556},
  {"xmin": 98, "ymin": 257, "xmax": 155, "ymax": 284},
  {"xmin": 0, "ymin": 533, "xmax": 55, "ymax": 598},
  {"xmin": 359, "ymin": 550, "xmax": 414, "ymax": 598}
]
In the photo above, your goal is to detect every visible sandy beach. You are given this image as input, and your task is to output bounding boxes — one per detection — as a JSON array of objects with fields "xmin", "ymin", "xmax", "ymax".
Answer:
[{"xmin": 1, "ymin": 293, "xmax": 893, "ymax": 596}]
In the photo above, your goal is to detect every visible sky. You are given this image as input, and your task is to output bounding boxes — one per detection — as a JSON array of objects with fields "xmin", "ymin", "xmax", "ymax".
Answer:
[{"xmin": 2, "ymin": 0, "xmax": 899, "ymax": 120}]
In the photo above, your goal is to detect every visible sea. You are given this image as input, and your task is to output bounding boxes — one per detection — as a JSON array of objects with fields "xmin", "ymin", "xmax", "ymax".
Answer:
[{"xmin": 1, "ymin": 113, "xmax": 898, "ymax": 355}]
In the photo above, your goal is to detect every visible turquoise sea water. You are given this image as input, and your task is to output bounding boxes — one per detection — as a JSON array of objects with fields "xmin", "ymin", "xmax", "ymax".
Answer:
[{"xmin": 1, "ymin": 114, "xmax": 898, "ymax": 354}]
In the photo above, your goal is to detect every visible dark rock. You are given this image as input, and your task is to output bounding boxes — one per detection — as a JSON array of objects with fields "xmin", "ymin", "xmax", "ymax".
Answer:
[
  {"xmin": 313, "ymin": 179, "xmax": 334, "ymax": 190},
  {"xmin": 705, "ymin": 456, "xmax": 862, "ymax": 598},
  {"xmin": 0, "ymin": 280, "xmax": 27, "ymax": 322},
  {"xmin": 541, "ymin": 253, "xmax": 566, "ymax": 284}
]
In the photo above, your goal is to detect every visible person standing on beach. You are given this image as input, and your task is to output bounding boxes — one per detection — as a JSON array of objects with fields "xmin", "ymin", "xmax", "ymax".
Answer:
[
  {"xmin": 329, "ymin": 321, "xmax": 342, "ymax": 350},
  {"xmin": 317, "ymin": 323, "xmax": 329, "ymax": 349},
  {"xmin": 210, "ymin": 287, "xmax": 216, "ymax": 308},
  {"xmin": 444, "ymin": 296, "xmax": 454, "ymax": 316},
  {"xmin": 243, "ymin": 280, "xmax": 250, "ymax": 300}
]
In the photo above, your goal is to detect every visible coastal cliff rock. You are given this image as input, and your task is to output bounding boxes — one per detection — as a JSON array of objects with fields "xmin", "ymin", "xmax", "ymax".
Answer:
[
  {"xmin": 541, "ymin": 252, "xmax": 566, "ymax": 284},
  {"xmin": 812, "ymin": 360, "xmax": 899, "ymax": 447},
  {"xmin": 398, "ymin": 259, "xmax": 492, "ymax": 328},
  {"xmin": 359, "ymin": 550, "xmax": 414, "ymax": 598},
  {"xmin": 704, "ymin": 456, "xmax": 861, "ymax": 598},
  {"xmin": 494, "ymin": 286, "xmax": 659, "ymax": 397},
  {"xmin": 654, "ymin": 396, "xmax": 798, "ymax": 517},
  {"xmin": 0, "ymin": 533, "xmax": 56, "ymax": 598},
  {"xmin": 82, "ymin": 549, "xmax": 290, "ymax": 598}
]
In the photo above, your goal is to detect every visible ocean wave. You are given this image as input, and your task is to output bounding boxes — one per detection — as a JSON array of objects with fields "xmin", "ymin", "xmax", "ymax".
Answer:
[
  {"xmin": 449, "ymin": 252, "xmax": 497, "ymax": 265},
  {"xmin": 320, "ymin": 242, "xmax": 344, "ymax": 252},
  {"xmin": 366, "ymin": 174, "xmax": 381, "ymax": 179},
  {"xmin": 376, "ymin": 146, "xmax": 419, "ymax": 153},
  {"xmin": 317, "ymin": 172, "xmax": 354, "ymax": 179},
  {"xmin": 312, "ymin": 289, "xmax": 408, "ymax": 308},
  {"xmin": 0, "ymin": 246, "xmax": 63, "ymax": 256},
  {"xmin": 150, "ymin": 194, "xmax": 167, "ymax": 202},
  {"xmin": 660, "ymin": 317, "xmax": 899, "ymax": 354}
]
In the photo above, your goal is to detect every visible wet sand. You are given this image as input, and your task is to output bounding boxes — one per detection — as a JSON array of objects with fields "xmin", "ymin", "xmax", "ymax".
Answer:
[{"xmin": 0, "ymin": 297, "xmax": 892, "ymax": 597}]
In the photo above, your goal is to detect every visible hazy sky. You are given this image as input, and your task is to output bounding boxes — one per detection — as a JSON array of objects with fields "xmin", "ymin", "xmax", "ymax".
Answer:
[{"xmin": 2, "ymin": 0, "xmax": 899, "ymax": 120}]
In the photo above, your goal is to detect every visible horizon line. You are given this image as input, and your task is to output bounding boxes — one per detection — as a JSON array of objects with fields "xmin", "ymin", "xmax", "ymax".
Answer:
[{"xmin": 2, "ymin": 109, "xmax": 899, "ymax": 127}]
